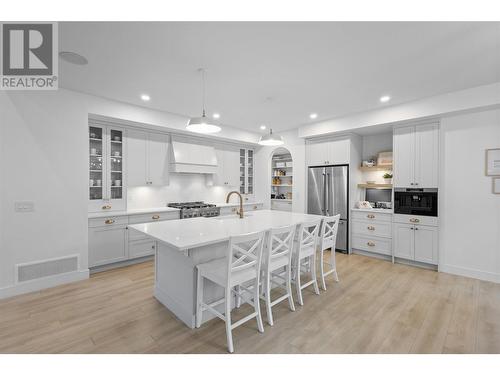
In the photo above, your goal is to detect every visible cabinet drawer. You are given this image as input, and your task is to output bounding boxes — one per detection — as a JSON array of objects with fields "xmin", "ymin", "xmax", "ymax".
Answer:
[
  {"xmin": 352, "ymin": 235, "xmax": 392, "ymax": 256},
  {"xmin": 352, "ymin": 220, "xmax": 392, "ymax": 238},
  {"xmin": 393, "ymin": 214, "xmax": 438, "ymax": 227},
  {"xmin": 352, "ymin": 211, "xmax": 392, "ymax": 222},
  {"xmin": 89, "ymin": 216, "xmax": 129, "ymax": 228},
  {"xmin": 129, "ymin": 240, "xmax": 156, "ymax": 259},
  {"xmin": 128, "ymin": 211, "xmax": 179, "ymax": 224}
]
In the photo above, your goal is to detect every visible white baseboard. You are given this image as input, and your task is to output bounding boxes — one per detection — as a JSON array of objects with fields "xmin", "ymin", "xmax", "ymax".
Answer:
[
  {"xmin": 0, "ymin": 269, "xmax": 90, "ymax": 300},
  {"xmin": 439, "ymin": 264, "xmax": 500, "ymax": 284}
]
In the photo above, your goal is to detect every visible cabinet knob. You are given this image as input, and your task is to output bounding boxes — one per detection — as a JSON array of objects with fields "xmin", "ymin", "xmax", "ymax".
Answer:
[
  {"xmin": 367, "ymin": 214, "xmax": 375, "ymax": 219},
  {"xmin": 253, "ymin": 205, "xmax": 258, "ymax": 210},
  {"xmin": 367, "ymin": 226, "xmax": 375, "ymax": 231},
  {"xmin": 410, "ymin": 218, "xmax": 420, "ymax": 223},
  {"xmin": 367, "ymin": 241, "xmax": 375, "ymax": 247},
  {"xmin": 102, "ymin": 205, "xmax": 112, "ymax": 210},
  {"xmin": 105, "ymin": 219, "xmax": 115, "ymax": 224},
  {"xmin": 152, "ymin": 214, "xmax": 160, "ymax": 220}
]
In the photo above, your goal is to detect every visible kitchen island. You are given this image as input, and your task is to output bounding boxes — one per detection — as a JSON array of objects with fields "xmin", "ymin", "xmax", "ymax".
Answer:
[{"xmin": 129, "ymin": 209, "xmax": 324, "ymax": 328}]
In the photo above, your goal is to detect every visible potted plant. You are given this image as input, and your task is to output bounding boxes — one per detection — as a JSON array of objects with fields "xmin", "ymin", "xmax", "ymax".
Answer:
[{"xmin": 383, "ymin": 173, "xmax": 393, "ymax": 184}]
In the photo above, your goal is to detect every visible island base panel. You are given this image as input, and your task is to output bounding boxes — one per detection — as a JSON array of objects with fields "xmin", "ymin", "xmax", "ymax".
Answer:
[{"xmin": 154, "ymin": 241, "xmax": 235, "ymax": 328}]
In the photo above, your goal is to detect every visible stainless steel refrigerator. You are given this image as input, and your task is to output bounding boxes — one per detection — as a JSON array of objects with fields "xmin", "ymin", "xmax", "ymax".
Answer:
[{"xmin": 307, "ymin": 165, "xmax": 348, "ymax": 252}]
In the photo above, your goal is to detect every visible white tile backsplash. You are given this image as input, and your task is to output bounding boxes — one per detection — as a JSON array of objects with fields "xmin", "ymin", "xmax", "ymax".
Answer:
[{"xmin": 127, "ymin": 173, "xmax": 233, "ymax": 209}]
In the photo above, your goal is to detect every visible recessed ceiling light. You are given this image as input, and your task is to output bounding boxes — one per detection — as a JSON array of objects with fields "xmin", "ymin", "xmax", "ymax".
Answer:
[
  {"xmin": 59, "ymin": 51, "xmax": 88, "ymax": 65},
  {"xmin": 140, "ymin": 94, "xmax": 150, "ymax": 102},
  {"xmin": 380, "ymin": 95, "xmax": 391, "ymax": 103},
  {"xmin": 309, "ymin": 113, "xmax": 318, "ymax": 119},
  {"xmin": 260, "ymin": 125, "xmax": 267, "ymax": 130},
  {"xmin": 213, "ymin": 113, "xmax": 220, "ymax": 119}
]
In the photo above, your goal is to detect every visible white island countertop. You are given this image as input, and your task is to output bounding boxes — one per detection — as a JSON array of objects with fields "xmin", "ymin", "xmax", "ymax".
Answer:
[{"xmin": 129, "ymin": 209, "xmax": 323, "ymax": 251}]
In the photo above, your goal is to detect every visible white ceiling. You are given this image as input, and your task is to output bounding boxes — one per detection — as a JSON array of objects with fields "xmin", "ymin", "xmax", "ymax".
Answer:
[{"xmin": 59, "ymin": 22, "xmax": 500, "ymax": 133}]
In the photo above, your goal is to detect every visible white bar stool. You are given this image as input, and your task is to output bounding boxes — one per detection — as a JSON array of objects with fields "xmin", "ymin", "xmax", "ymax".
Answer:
[
  {"xmin": 195, "ymin": 230, "xmax": 265, "ymax": 353},
  {"xmin": 293, "ymin": 218, "xmax": 322, "ymax": 305},
  {"xmin": 261, "ymin": 224, "xmax": 296, "ymax": 326},
  {"xmin": 319, "ymin": 215, "xmax": 340, "ymax": 290}
]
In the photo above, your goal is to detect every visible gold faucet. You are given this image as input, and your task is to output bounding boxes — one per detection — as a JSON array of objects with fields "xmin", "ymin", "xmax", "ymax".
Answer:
[{"xmin": 226, "ymin": 191, "xmax": 244, "ymax": 219}]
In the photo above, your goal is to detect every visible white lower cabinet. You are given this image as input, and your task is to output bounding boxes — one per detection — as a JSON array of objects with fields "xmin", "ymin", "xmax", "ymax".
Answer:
[
  {"xmin": 88, "ymin": 211, "xmax": 179, "ymax": 268},
  {"xmin": 414, "ymin": 225, "xmax": 438, "ymax": 264},
  {"xmin": 393, "ymin": 219, "xmax": 438, "ymax": 265},
  {"xmin": 351, "ymin": 210, "xmax": 393, "ymax": 256},
  {"xmin": 393, "ymin": 223, "xmax": 414, "ymax": 260},
  {"xmin": 271, "ymin": 200, "xmax": 292, "ymax": 212},
  {"xmin": 88, "ymin": 220, "xmax": 129, "ymax": 267},
  {"xmin": 129, "ymin": 240, "xmax": 156, "ymax": 259}
]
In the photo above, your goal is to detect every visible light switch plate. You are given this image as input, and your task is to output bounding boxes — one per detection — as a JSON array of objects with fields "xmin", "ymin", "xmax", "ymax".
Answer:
[{"xmin": 15, "ymin": 201, "xmax": 35, "ymax": 212}]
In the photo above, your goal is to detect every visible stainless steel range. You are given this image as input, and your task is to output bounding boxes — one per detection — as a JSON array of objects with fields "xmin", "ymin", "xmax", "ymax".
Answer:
[{"xmin": 167, "ymin": 201, "xmax": 220, "ymax": 219}]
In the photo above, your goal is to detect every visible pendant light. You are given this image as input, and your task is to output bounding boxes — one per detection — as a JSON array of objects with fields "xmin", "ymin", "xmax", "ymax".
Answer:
[
  {"xmin": 258, "ymin": 128, "xmax": 284, "ymax": 146},
  {"xmin": 187, "ymin": 68, "xmax": 221, "ymax": 134}
]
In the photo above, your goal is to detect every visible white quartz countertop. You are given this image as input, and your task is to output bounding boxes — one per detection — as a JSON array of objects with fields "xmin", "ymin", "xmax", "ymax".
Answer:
[
  {"xmin": 88, "ymin": 207, "xmax": 180, "ymax": 219},
  {"xmin": 351, "ymin": 207, "xmax": 393, "ymax": 213},
  {"xmin": 129, "ymin": 209, "xmax": 323, "ymax": 251}
]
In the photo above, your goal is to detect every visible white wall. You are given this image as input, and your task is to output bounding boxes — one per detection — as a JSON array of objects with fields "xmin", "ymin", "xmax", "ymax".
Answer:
[
  {"xmin": 255, "ymin": 129, "xmax": 306, "ymax": 213},
  {"xmin": 439, "ymin": 109, "xmax": 500, "ymax": 283},
  {"xmin": 361, "ymin": 132, "xmax": 393, "ymax": 160},
  {"xmin": 0, "ymin": 88, "xmax": 261, "ymax": 298}
]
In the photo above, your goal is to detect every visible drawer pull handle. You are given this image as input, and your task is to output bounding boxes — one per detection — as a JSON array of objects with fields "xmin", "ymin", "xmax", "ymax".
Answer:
[
  {"xmin": 152, "ymin": 214, "xmax": 160, "ymax": 220},
  {"xmin": 410, "ymin": 218, "xmax": 420, "ymax": 223},
  {"xmin": 367, "ymin": 214, "xmax": 375, "ymax": 219},
  {"xmin": 105, "ymin": 219, "xmax": 115, "ymax": 224},
  {"xmin": 367, "ymin": 226, "xmax": 375, "ymax": 231},
  {"xmin": 367, "ymin": 241, "xmax": 375, "ymax": 247},
  {"xmin": 102, "ymin": 205, "xmax": 112, "ymax": 210},
  {"xmin": 253, "ymin": 205, "xmax": 258, "ymax": 210}
]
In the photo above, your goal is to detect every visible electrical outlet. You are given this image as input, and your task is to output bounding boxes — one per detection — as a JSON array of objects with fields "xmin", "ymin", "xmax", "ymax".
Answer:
[{"xmin": 15, "ymin": 201, "xmax": 35, "ymax": 212}]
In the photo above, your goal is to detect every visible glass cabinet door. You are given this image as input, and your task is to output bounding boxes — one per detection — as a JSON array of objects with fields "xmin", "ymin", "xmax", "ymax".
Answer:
[
  {"xmin": 247, "ymin": 149, "xmax": 253, "ymax": 194},
  {"xmin": 88, "ymin": 124, "xmax": 126, "ymax": 212},
  {"xmin": 89, "ymin": 126, "xmax": 104, "ymax": 201},
  {"xmin": 240, "ymin": 149, "xmax": 246, "ymax": 194},
  {"xmin": 109, "ymin": 129, "xmax": 123, "ymax": 201}
]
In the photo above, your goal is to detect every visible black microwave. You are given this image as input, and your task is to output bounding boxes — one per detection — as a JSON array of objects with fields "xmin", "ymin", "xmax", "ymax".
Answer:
[{"xmin": 394, "ymin": 188, "xmax": 438, "ymax": 217}]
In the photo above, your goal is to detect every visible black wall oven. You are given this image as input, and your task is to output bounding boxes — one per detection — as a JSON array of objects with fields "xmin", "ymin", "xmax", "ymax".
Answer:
[{"xmin": 394, "ymin": 188, "xmax": 438, "ymax": 217}]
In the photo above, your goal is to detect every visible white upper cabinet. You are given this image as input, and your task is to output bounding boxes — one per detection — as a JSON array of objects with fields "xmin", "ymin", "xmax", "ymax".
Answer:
[
  {"xmin": 393, "ymin": 123, "xmax": 439, "ymax": 188},
  {"xmin": 306, "ymin": 137, "xmax": 350, "ymax": 166},
  {"xmin": 213, "ymin": 146, "xmax": 240, "ymax": 187},
  {"xmin": 128, "ymin": 130, "xmax": 169, "ymax": 186},
  {"xmin": 127, "ymin": 130, "xmax": 148, "ymax": 186},
  {"xmin": 393, "ymin": 126, "xmax": 415, "ymax": 188},
  {"xmin": 414, "ymin": 124, "xmax": 439, "ymax": 189},
  {"xmin": 147, "ymin": 132, "xmax": 170, "ymax": 186}
]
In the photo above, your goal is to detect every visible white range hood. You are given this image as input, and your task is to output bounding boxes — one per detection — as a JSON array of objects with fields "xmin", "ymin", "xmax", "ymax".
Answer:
[{"xmin": 170, "ymin": 139, "xmax": 218, "ymax": 174}]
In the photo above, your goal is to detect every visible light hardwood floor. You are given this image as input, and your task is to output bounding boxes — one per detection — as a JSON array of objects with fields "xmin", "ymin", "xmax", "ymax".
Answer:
[{"xmin": 1, "ymin": 253, "xmax": 499, "ymax": 354}]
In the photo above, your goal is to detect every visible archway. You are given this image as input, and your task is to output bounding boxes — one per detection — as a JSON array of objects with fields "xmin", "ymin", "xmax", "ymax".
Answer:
[{"xmin": 270, "ymin": 147, "xmax": 293, "ymax": 211}]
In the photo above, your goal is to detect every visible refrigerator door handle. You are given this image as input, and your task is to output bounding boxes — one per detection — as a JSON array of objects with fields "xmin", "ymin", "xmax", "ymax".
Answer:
[
  {"xmin": 322, "ymin": 171, "xmax": 327, "ymax": 215},
  {"xmin": 326, "ymin": 172, "xmax": 330, "ymax": 215}
]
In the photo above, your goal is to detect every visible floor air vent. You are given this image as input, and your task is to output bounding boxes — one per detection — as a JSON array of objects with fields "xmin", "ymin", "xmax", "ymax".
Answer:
[{"xmin": 16, "ymin": 255, "xmax": 79, "ymax": 283}]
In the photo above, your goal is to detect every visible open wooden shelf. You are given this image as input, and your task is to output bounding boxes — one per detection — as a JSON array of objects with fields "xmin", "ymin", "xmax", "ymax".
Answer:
[
  {"xmin": 358, "ymin": 183, "xmax": 393, "ymax": 189},
  {"xmin": 359, "ymin": 164, "xmax": 393, "ymax": 171}
]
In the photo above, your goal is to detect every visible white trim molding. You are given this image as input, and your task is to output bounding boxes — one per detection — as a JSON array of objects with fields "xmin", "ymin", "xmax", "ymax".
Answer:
[
  {"xmin": 0, "ymin": 269, "xmax": 89, "ymax": 300},
  {"xmin": 440, "ymin": 264, "xmax": 500, "ymax": 284}
]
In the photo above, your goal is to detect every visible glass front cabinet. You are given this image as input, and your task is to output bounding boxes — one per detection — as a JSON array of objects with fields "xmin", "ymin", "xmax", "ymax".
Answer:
[
  {"xmin": 89, "ymin": 123, "xmax": 127, "ymax": 212},
  {"xmin": 239, "ymin": 148, "xmax": 254, "ymax": 195}
]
